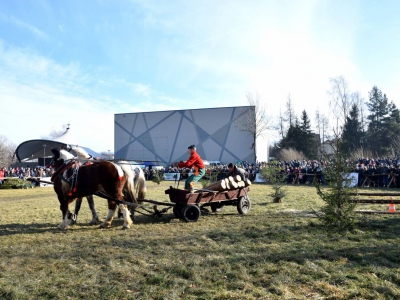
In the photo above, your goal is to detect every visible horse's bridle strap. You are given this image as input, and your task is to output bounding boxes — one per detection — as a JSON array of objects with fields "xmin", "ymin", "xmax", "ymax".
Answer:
[{"xmin": 51, "ymin": 160, "xmax": 75, "ymax": 182}]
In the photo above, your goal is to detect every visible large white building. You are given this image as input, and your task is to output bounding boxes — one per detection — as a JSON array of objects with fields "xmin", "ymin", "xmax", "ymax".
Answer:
[{"xmin": 114, "ymin": 106, "xmax": 268, "ymax": 166}]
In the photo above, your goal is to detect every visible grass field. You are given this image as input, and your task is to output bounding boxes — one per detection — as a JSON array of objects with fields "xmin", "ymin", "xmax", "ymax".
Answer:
[{"xmin": 1, "ymin": 182, "xmax": 400, "ymax": 299}]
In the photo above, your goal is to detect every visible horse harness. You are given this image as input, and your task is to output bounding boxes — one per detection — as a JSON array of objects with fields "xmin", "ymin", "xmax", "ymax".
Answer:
[{"xmin": 51, "ymin": 160, "xmax": 92, "ymax": 197}]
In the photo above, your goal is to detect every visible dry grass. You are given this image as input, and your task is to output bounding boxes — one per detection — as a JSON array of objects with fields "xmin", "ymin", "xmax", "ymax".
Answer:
[{"xmin": 1, "ymin": 182, "xmax": 400, "ymax": 299}]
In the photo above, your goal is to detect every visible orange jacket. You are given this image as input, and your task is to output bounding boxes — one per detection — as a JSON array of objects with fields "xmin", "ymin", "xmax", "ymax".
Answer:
[{"xmin": 178, "ymin": 150, "xmax": 205, "ymax": 170}]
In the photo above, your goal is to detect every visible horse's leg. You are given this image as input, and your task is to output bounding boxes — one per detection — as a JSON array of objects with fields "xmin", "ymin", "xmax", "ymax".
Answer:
[
  {"xmin": 117, "ymin": 207, "xmax": 123, "ymax": 218},
  {"xmin": 86, "ymin": 195, "xmax": 100, "ymax": 225},
  {"xmin": 119, "ymin": 204, "xmax": 133, "ymax": 230},
  {"xmin": 58, "ymin": 201, "xmax": 72, "ymax": 230},
  {"xmin": 99, "ymin": 200, "xmax": 116, "ymax": 229},
  {"xmin": 71, "ymin": 197, "xmax": 83, "ymax": 225}
]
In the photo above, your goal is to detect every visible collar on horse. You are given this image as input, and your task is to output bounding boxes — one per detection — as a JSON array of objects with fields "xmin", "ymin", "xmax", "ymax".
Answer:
[
  {"xmin": 51, "ymin": 160, "xmax": 75, "ymax": 182},
  {"xmin": 51, "ymin": 160, "xmax": 80, "ymax": 197}
]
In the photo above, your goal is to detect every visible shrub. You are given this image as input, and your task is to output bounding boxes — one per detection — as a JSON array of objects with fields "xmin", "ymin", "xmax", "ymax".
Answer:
[
  {"xmin": 199, "ymin": 171, "xmax": 219, "ymax": 188},
  {"xmin": 261, "ymin": 162, "xmax": 287, "ymax": 203},
  {"xmin": 0, "ymin": 178, "xmax": 33, "ymax": 189},
  {"xmin": 151, "ymin": 170, "xmax": 164, "ymax": 185}
]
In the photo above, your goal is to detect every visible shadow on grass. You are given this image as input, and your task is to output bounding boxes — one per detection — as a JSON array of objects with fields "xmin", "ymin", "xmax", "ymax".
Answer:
[{"xmin": 0, "ymin": 222, "xmax": 58, "ymax": 236}]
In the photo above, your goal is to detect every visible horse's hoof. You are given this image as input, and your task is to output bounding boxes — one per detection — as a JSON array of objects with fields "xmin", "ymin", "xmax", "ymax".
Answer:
[
  {"xmin": 122, "ymin": 226, "xmax": 130, "ymax": 230},
  {"xmin": 99, "ymin": 223, "xmax": 108, "ymax": 229},
  {"xmin": 57, "ymin": 225, "xmax": 67, "ymax": 231},
  {"xmin": 70, "ymin": 220, "xmax": 77, "ymax": 225},
  {"xmin": 89, "ymin": 218, "xmax": 100, "ymax": 225}
]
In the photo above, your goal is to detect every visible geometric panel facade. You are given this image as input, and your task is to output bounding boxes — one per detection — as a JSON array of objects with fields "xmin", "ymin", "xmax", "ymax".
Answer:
[{"xmin": 114, "ymin": 106, "xmax": 256, "ymax": 166}]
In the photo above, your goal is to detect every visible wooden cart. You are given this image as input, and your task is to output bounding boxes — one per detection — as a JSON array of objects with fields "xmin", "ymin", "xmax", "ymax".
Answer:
[{"xmin": 165, "ymin": 186, "xmax": 251, "ymax": 222}]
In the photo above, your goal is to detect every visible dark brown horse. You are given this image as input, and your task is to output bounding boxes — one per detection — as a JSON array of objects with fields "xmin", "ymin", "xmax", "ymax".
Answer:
[{"xmin": 51, "ymin": 148, "xmax": 136, "ymax": 230}]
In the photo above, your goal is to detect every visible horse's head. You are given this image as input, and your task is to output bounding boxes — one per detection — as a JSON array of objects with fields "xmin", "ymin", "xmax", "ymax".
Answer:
[
  {"xmin": 51, "ymin": 148, "xmax": 75, "ymax": 169},
  {"xmin": 51, "ymin": 148, "xmax": 62, "ymax": 167}
]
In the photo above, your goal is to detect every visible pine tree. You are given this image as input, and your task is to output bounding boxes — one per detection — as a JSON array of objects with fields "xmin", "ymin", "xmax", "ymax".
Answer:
[
  {"xmin": 299, "ymin": 110, "xmax": 317, "ymax": 158},
  {"xmin": 384, "ymin": 101, "xmax": 400, "ymax": 154},
  {"xmin": 280, "ymin": 118, "xmax": 303, "ymax": 152},
  {"xmin": 366, "ymin": 86, "xmax": 390, "ymax": 155},
  {"xmin": 341, "ymin": 103, "xmax": 363, "ymax": 154}
]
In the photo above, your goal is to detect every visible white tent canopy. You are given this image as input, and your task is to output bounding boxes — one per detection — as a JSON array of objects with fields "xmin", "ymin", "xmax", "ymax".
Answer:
[{"xmin": 15, "ymin": 126, "xmax": 107, "ymax": 162}]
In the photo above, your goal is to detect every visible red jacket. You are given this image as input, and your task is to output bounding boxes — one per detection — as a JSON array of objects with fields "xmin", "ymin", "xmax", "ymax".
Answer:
[{"xmin": 178, "ymin": 150, "xmax": 205, "ymax": 170}]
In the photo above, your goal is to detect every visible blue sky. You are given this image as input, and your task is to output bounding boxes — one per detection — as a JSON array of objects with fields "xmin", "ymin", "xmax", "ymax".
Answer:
[{"xmin": 1, "ymin": 0, "xmax": 399, "ymax": 152}]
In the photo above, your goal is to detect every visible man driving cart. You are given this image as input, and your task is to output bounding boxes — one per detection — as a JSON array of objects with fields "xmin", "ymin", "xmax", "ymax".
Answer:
[{"xmin": 177, "ymin": 144, "xmax": 205, "ymax": 193}]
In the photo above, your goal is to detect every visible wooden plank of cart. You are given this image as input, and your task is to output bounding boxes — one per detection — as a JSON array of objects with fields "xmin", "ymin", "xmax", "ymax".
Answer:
[{"xmin": 165, "ymin": 185, "xmax": 251, "ymax": 222}]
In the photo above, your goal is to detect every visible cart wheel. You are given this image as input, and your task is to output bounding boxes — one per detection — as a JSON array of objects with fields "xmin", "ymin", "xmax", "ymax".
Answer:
[
  {"xmin": 173, "ymin": 205, "xmax": 183, "ymax": 218},
  {"xmin": 211, "ymin": 204, "xmax": 224, "ymax": 213},
  {"xmin": 237, "ymin": 196, "xmax": 251, "ymax": 214},
  {"xmin": 182, "ymin": 205, "xmax": 201, "ymax": 222}
]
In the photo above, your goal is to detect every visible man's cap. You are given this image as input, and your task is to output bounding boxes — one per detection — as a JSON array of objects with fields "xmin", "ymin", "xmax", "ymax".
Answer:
[
  {"xmin": 188, "ymin": 144, "xmax": 196, "ymax": 149},
  {"xmin": 228, "ymin": 163, "xmax": 234, "ymax": 168}
]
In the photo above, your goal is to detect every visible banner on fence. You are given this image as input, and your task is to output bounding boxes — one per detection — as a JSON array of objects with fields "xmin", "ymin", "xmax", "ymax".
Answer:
[
  {"xmin": 254, "ymin": 173, "xmax": 266, "ymax": 183},
  {"xmin": 164, "ymin": 173, "xmax": 181, "ymax": 181},
  {"xmin": 345, "ymin": 172, "xmax": 358, "ymax": 187}
]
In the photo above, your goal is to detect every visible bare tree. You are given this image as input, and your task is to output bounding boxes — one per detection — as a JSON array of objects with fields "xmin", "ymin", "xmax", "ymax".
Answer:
[
  {"xmin": 276, "ymin": 148, "xmax": 306, "ymax": 161},
  {"xmin": 100, "ymin": 151, "xmax": 114, "ymax": 160},
  {"xmin": 328, "ymin": 76, "xmax": 354, "ymax": 132},
  {"xmin": 277, "ymin": 108, "xmax": 287, "ymax": 139},
  {"xmin": 315, "ymin": 110, "xmax": 323, "ymax": 156},
  {"xmin": 284, "ymin": 94, "xmax": 295, "ymax": 127},
  {"xmin": 315, "ymin": 110, "xmax": 330, "ymax": 149},
  {"xmin": 0, "ymin": 135, "xmax": 16, "ymax": 167},
  {"xmin": 235, "ymin": 92, "xmax": 272, "ymax": 162},
  {"xmin": 351, "ymin": 91, "xmax": 367, "ymax": 136},
  {"xmin": 321, "ymin": 115, "xmax": 330, "ymax": 144},
  {"xmin": 41, "ymin": 124, "xmax": 68, "ymax": 140},
  {"xmin": 390, "ymin": 135, "xmax": 400, "ymax": 157},
  {"xmin": 348, "ymin": 147, "xmax": 376, "ymax": 162}
]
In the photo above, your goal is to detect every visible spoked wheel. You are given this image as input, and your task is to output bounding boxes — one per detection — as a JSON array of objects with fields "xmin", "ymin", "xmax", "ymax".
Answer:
[
  {"xmin": 173, "ymin": 205, "xmax": 183, "ymax": 218},
  {"xmin": 182, "ymin": 205, "xmax": 201, "ymax": 222},
  {"xmin": 211, "ymin": 203, "xmax": 224, "ymax": 213},
  {"xmin": 237, "ymin": 196, "xmax": 251, "ymax": 214}
]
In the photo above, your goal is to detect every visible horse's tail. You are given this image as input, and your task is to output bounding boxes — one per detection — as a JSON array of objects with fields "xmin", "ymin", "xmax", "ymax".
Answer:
[
  {"xmin": 117, "ymin": 161, "xmax": 137, "ymax": 203},
  {"xmin": 134, "ymin": 167, "xmax": 147, "ymax": 200}
]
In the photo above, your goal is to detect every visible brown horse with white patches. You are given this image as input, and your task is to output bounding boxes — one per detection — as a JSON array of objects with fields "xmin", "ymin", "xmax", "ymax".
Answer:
[
  {"xmin": 72, "ymin": 161, "xmax": 147, "ymax": 224},
  {"xmin": 51, "ymin": 148, "xmax": 136, "ymax": 230}
]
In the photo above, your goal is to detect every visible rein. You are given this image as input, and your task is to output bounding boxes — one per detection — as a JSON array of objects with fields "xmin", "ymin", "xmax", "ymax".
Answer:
[
  {"xmin": 51, "ymin": 160, "xmax": 75, "ymax": 182},
  {"xmin": 92, "ymin": 190, "xmax": 170, "ymax": 218}
]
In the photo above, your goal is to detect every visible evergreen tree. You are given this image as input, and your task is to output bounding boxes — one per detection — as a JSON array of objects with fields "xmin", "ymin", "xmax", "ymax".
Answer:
[
  {"xmin": 280, "ymin": 118, "xmax": 303, "ymax": 152},
  {"xmin": 279, "ymin": 111, "xmax": 318, "ymax": 159},
  {"xmin": 384, "ymin": 101, "xmax": 400, "ymax": 153},
  {"xmin": 341, "ymin": 103, "xmax": 363, "ymax": 154},
  {"xmin": 366, "ymin": 86, "xmax": 390, "ymax": 155},
  {"xmin": 299, "ymin": 110, "xmax": 317, "ymax": 158}
]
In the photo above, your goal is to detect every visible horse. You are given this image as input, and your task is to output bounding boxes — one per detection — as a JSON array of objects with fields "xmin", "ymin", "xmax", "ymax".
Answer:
[
  {"xmin": 50, "ymin": 148, "xmax": 136, "ymax": 230},
  {"xmin": 72, "ymin": 161, "xmax": 147, "ymax": 224}
]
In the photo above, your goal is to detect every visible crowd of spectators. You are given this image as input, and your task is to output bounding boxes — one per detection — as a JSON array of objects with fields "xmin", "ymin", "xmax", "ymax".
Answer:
[
  {"xmin": 267, "ymin": 157, "xmax": 400, "ymax": 188},
  {"xmin": 1, "ymin": 166, "xmax": 54, "ymax": 178},
  {"xmin": 3, "ymin": 157, "xmax": 400, "ymax": 189}
]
